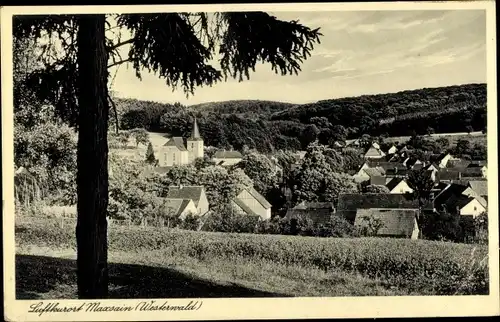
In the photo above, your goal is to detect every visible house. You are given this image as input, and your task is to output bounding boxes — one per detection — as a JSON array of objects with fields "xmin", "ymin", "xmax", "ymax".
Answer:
[
  {"xmin": 468, "ymin": 180, "xmax": 488, "ymax": 197},
  {"xmin": 441, "ymin": 195, "xmax": 486, "ymax": 217},
  {"xmin": 387, "ymin": 145, "xmax": 398, "ymax": 155},
  {"xmin": 347, "ymin": 138, "xmax": 361, "ymax": 147},
  {"xmin": 213, "ymin": 150, "xmax": 244, "ymax": 166},
  {"xmin": 166, "ymin": 185, "xmax": 210, "ymax": 216},
  {"xmin": 386, "ymin": 178, "xmax": 414, "ymax": 194},
  {"xmin": 430, "ymin": 153, "xmax": 459, "ymax": 168},
  {"xmin": 163, "ymin": 198, "xmax": 199, "ymax": 220},
  {"xmin": 467, "ymin": 162, "xmax": 488, "ymax": 178},
  {"xmin": 285, "ymin": 201, "xmax": 335, "ymax": 226},
  {"xmin": 158, "ymin": 118, "xmax": 204, "ymax": 167},
  {"xmin": 336, "ymin": 193, "xmax": 420, "ymax": 223},
  {"xmin": 403, "ymin": 158, "xmax": 423, "ymax": 169},
  {"xmin": 385, "ymin": 167, "xmax": 408, "ymax": 179},
  {"xmin": 462, "ymin": 166, "xmax": 487, "ymax": 179},
  {"xmin": 354, "ymin": 208, "xmax": 419, "ymax": 239},
  {"xmin": 232, "ymin": 187, "xmax": 272, "ymax": 220},
  {"xmin": 433, "ymin": 183, "xmax": 487, "ymax": 217},
  {"xmin": 364, "ymin": 144, "xmax": 386, "ymax": 159},
  {"xmin": 353, "ymin": 166, "xmax": 385, "ymax": 183}
]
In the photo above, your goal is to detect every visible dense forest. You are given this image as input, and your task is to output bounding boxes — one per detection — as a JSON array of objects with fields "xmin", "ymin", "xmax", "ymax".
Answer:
[{"xmin": 116, "ymin": 83, "xmax": 487, "ymax": 152}]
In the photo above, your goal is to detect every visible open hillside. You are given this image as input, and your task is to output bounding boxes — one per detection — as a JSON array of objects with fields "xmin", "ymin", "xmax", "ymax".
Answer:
[{"xmin": 115, "ymin": 83, "xmax": 487, "ymax": 153}]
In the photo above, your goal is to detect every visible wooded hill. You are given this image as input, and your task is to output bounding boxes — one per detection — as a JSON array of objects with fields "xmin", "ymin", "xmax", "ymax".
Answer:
[{"xmin": 115, "ymin": 83, "xmax": 487, "ymax": 152}]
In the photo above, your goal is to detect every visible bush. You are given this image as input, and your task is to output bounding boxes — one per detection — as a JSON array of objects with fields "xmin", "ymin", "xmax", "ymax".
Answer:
[
  {"xmin": 314, "ymin": 215, "xmax": 355, "ymax": 237},
  {"xmin": 201, "ymin": 207, "xmax": 260, "ymax": 233},
  {"xmin": 16, "ymin": 219, "xmax": 489, "ymax": 295},
  {"xmin": 180, "ymin": 213, "xmax": 202, "ymax": 231}
]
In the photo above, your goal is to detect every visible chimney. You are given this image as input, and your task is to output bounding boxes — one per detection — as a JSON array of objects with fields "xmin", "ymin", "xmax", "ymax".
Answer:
[
  {"xmin": 179, "ymin": 184, "xmax": 184, "ymax": 189},
  {"xmin": 458, "ymin": 172, "xmax": 462, "ymax": 180}
]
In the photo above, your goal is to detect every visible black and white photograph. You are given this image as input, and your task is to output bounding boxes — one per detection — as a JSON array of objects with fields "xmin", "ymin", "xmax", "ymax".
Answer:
[{"xmin": 2, "ymin": 1, "xmax": 499, "ymax": 321}]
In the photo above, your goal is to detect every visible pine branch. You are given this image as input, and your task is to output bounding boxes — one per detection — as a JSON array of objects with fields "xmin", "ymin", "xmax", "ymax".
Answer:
[
  {"xmin": 108, "ymin": 38, "xmax": 134, "ymax": 51},
  {"xmin": 108, "ymin": 58, "xmax": 132, "ymax": 69}
]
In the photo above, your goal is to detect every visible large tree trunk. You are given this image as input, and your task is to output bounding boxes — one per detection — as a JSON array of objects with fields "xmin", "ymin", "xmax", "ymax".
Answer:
[{"xmin": 76, "ymin": 14, "xmax": 110, "ymax": 299}]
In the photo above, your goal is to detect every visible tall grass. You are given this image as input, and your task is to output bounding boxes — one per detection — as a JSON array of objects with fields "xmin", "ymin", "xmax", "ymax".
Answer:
[{"xmin": 16, "ymin": 218, "xmax": 489, "ymax": 295}]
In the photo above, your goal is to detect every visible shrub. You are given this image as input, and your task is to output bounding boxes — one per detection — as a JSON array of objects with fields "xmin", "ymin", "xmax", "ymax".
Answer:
[
  {"xmin": 201, "ymin": 207, "xmax": 259, "ymax": 234},
  {"xmin": 314, "ymin": 215, "xmax": 355, "ymax": 237},
  {"xmin": 180, "ymin": 213, "xmax": 202, "ymax": 231}
]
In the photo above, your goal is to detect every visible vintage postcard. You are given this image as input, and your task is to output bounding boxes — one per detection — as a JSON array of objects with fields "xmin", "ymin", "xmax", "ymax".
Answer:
[{"xmin": 2, "ymin": 1, "xmax": 499, "ymax": 321}]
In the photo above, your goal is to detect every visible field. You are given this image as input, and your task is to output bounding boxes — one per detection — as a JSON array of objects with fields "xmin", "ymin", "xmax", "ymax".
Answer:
[{"xmin": 15, "ymin": 217, "xmax": 489, "ymax": 299}]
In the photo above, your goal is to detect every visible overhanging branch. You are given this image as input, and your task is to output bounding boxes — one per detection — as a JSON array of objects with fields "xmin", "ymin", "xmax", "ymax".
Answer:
[{"xmin": 108, "ymin": 58, "xmax": 132, "ymax": 69}]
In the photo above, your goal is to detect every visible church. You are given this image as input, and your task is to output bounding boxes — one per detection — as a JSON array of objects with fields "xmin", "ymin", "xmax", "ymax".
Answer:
[{"xmin": 158, "ymin": 118, "xmax": 204, "ymax": 167}]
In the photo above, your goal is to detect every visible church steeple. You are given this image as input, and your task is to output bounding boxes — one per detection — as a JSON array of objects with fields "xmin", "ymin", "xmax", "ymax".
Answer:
[
  {"xmin": 192, "ymin": 117, "xmax": 200, "ymax": 139},
  {"xmin": 190, "ymin": 117, "xmax": 202, "ymax": 141}
]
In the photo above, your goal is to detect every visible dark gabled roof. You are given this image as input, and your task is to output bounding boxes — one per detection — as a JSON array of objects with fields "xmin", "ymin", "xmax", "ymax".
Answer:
[
  {"xmin": 467, "ymin": 160, "xmax": 487, "ymax": 168},
  {"xmin": 443, "ymin": 194, "xmax": 476, "ymax": 211},
  {"xmin": 167, "ymin": 186, "xmax": 205, "ymax": 206},
  {"xmin": 214, "ymin": 150, "xmax": 243, "ymax": 159},
  {"xmin": 243, "ymin": 187, "xmax": 272, "ymax": 209},
  {"xmin": 385, "ymin": 168, "xmax": 408, "ymax": 177},
  {"xmin": 370, "ymin": 175, "xmax": 387, "ymax": 186},
  {"xmin": 386, "ymin": 177, "xmax": 406, "ymax": 191},
  {"xmin": 295, "ymin": 201, "xmax": 335, "ymax": 210},
  {"xmin": 461, "ymin": 167, "xmax": 485, "ymax": 176},
  {"xmin": 364, "ymin": 167, "xmax": 384, "ymax": 177},
  {"xmin": 468, "ymin": 180, "xmax": 488, "ymax": 197},
  {"xmin": 163, "ymin": 198, "xmax": 193, "ymax": 217},
  {"xmin": 447, "ymin": 160, "xmax": 471, "ymax": 168},
  {"xmin": 337, "ymin": 193, "xmax": 419, "ymax": 222},
  {"xmin": 436, "ymin": 169, "xmax": 462, "ymax": 181},
  {"xmin": 355, "ymin": 208, "xmax": 418, "ymax": 237},
  {"xmin": 163, "ymin": 137, "xmax": 187, "ymax": 151},
  {"xmin": 412, "ymin": 163, "xmax": 424, "ymax": 170},
  {"xmin": 285, "ymin": 208, "xmax": 333, "ymax": 226},
  {"xmin": 433, "ymin": 183, "xmax": 468, "ymax": 209},
  {"xmin": 405, "ymin": 158, "xmax": 421, "ymax": 168},
  {"xmin": 366, "ymin": 161, "xmax": 406, "ymax": 171},
  {"xmin": 337, "ymin": 193, "xmax": 419, "ymax": 210}
]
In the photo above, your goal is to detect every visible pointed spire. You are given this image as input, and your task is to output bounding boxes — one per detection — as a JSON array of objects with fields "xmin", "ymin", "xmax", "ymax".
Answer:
[{"xmin": 191, "ymin": 116, "xmax": 200, "ymax": 139}]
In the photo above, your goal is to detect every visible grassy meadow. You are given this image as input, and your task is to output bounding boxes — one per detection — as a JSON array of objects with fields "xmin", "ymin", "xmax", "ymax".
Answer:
[{"xmin": 15, "ymin": 217, "xmax": 489, "ymax": 299}]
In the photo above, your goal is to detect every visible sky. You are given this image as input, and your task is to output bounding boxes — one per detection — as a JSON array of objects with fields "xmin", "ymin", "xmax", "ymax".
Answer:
[{"xmin": 109, "ymin": 10, "xmax": 487, "ymax": 106}]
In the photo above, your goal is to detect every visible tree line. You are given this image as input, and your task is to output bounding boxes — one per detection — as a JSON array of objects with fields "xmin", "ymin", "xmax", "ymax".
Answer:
[{"xmin": 116, "ymin": 83, "xmax": 486, "ymax": 153}]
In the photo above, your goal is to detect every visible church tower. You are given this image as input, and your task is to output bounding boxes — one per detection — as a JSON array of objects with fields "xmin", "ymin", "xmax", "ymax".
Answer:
[{"xmin": 187, "ymin": 117, "xmax": 204, "ymax": 163}]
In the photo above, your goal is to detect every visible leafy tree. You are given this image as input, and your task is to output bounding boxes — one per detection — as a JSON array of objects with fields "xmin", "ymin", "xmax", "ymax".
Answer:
[
  {"xmin": 238, "ymin": 152, "xmax": 279, "ymax": 195},
  {"xmin": 454, "ymin": 139, "xmax": 472, "ymax": 156},
  {"xmin": 291, "ymin": 145, "xmax": 358, "ymax": 203},
  {"xmin": 426, "ymin": 126, "xmax": 435, "ymax": 136},
  {"xmin": 130, "ymin": 128, "xmax": 149, "ymax": 147},
  {"xmin": 145, "ymin": 142, "xmax": 156, "ymax": 165},
  {"xmin": 435, "ymin": 137, "xmax": 450, "ymax": 149},
  {"xmin": 473, "ymin": 212, "xmax": 488, "ymax": 244},
  {"xmin": 15, "ymin": 12, "xmax": 322, "ymax": 298},
  {"xmin": 300, "ymin": 124, "xmax": 320, "ymax": 149},
  {"xmin": 309, "ymin": 116, "xmax": 331, "ymax": 129},
  {"xmin": 420, "ymin": 209, "xmax": 462, "ymax": 242}
]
